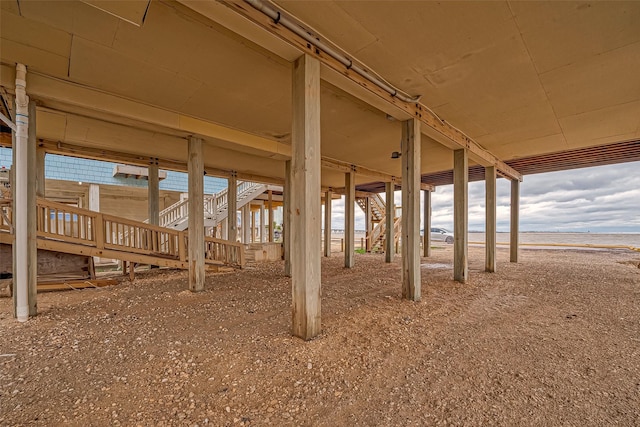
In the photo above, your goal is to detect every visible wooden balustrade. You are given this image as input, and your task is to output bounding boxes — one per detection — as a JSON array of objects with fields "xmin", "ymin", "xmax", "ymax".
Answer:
[{"xmin": 1, "ymin": 198, "xmax": 243, "ymax": 269}]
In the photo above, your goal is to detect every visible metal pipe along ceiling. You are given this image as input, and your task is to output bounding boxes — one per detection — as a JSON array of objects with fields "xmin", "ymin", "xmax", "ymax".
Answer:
[{"xmin": 244, "ymin": 0, "xmax": 421, "ymax": 103}]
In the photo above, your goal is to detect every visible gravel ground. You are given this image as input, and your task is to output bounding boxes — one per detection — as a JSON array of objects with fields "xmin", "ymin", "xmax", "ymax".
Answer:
[{"xmin": 1, "ymin": 246, "xmax": 639, "ymax": 426}]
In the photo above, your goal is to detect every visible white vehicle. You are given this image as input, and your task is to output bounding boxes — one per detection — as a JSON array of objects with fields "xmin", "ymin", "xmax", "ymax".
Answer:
[{"xmin": 421, "ymin": 227, "xmax": 454, "ymax": 244}]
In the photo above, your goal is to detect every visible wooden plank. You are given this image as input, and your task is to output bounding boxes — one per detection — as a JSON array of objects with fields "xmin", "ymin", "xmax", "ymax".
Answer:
[
  {"xmin": 485, "ymin": 166, "xmax": 497, "ymax": 272},
  {"xmin": 453, "ymin": 149, "xmax": 468, "ymax": 283},
  {"xmin": 401, "ymin": 119, "xmax": 421, "ymax": 301},
  {"xmin": 188, "ymin": 136, "xmax": 205, "ymax": 292},
  {"xmin": 511, "ymin": 179, "xmax": 520, "ymax": 263},
  {"xmin": 36, "ymin": 279, "xmax": 118, "ymax": 292},
  {"xmin": 290, "ymin": 54, "xmax": 321, "ymax": 340}
]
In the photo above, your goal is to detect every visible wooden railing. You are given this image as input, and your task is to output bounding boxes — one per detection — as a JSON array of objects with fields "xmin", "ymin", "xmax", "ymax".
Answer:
[
  {"xmin": 205, "ymin": 236, "xmax": 245, "ymax": 267},
  {"xmin": 2, "ymin": 197, "xmax": 244, "ymax": 268}
]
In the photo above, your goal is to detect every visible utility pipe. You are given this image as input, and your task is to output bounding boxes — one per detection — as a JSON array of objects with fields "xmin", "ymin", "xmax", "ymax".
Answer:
[
  {"xmin": 14, "ymin": 63, "xmax": 29, "ymax": 322},
  {"xmin": 244, "ymin": 0, "xmax": 421, "ymax": 103}
]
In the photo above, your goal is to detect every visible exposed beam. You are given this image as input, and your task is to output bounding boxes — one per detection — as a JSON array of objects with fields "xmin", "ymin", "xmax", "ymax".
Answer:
[
  {"xmin": 0, "ymin": 135, "xmax": 286, "ymax": 186},
  {"xmin": 0, "ymin": 64, "xmax": 291, "ymax": 160},
  {"xmin": 218, "ymin": 0, "xmax": 522, "ymax": 182},
  {"xmin": 321, "ymin": 157, "xmax": 435, "ymax": 191}
]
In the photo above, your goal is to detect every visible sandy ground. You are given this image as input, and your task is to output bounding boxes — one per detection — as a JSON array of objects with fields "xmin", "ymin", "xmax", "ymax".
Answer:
[{"xmin": 1, "ymin": 246, "xmax": 639, "ymax": 426}]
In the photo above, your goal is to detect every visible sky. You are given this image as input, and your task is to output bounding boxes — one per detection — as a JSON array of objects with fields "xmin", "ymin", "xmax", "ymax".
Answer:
[{"xmin": 326, "ymin": 161, "xmax": 640, "ymax": 233}]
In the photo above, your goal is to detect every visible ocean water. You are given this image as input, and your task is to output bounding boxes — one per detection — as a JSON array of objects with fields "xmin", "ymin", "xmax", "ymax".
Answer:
[{"xmin": 469, "ymin": 232, "xmax": 640, "ymax": 247}]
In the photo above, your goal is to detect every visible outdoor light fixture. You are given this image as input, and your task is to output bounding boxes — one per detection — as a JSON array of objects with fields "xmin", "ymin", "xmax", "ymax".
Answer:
[{"xmin": 391, "ymin": 151, "xmax": 402, "ymax": 159}]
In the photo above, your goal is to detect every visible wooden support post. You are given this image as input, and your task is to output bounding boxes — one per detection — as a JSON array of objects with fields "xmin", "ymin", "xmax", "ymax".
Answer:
[
  {"xmin": 283, "ymin": 160, "xmax": 291, "ymax": 277},
  {"xmin": 365, "ymin": 197, "xmax": 372, "ymax": 252},
  {"xmin": 423, "ymin": 189, "xmax": 432, "ymax": 257},
  {"xmin": 453, "ymin": 149, "xmax": 469, "ymax": 283},
  {"xmin": 344, "ymin": 171, "xmax": 355, "ymax": 268},
  {"xmin": 401, "ymin": 119, "xmax": 421, "ymax": 301},
  {"xmin": 148, "ymin": 160, "xmax": 160, "ymax": 226},
  {"xmin": 485, "ymin": 166, "xmax": 497, "ymax": 272},
  {"xmin": 88, "ymin": 184, "xmax": 101, "ymax": 267},
  {"xmin": 188, "ymin": 136, "xmax": 205, "ymax": 292},
  {"xmin": 249, "ymin": 206, "xmax": 255, "ymax": 243},
  {"xmin": 129, "ymin": 262, "xmax": 135, "ymax": 281},
  {"xmin": 35, "ymin": 147, "xmax": 45, "ymax": 198},
  {"xmin": 510, "ymin": 179, "xmax": 520, "ymax": 263},
  {"xmin": 324, "ymin": 189, "xmax": 332, "ymax": 257},
  {"xmin": 221, "ymin": 218, "xmax": 228, "ymax": 240},
  {"xmin": 242, "ymin": 205, "xmax": 250, "ymax": 243},
  {"xmin": 260, "ymin": 203, "xmax": 266, "ymax": 243},
  {"xmin": 27, "ymin": 100, "xmax": 37, "ymax": 316},
  {"xmin": 290, "ymin": 54, "xmax": 321, "ymax": 339},
  {"xmin": 385, "ymin": 181, "xmax": 394, "ymax": 263},
  {"xmin": 227, "ymin": 173, "xmax": 237, "ymax": 242},
  {"xmin": 268, "ymin": 190, "xmax": 274, "ymax": 242}
]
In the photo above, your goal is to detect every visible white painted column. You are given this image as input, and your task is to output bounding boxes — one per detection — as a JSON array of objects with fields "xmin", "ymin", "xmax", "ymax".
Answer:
[
  {"xmin": 324, "ymin": 189, "xmax": 332, "ymax": 257},
  {"xmin": 344, "ymin": 171, "xmax": 355, "ymax": 268},
  {"xmin": 188, "ymin": 136, "xmax": 205, "ymax": 292},
  {"xmin": 291, "ymin": 54, "xmax": 321, "ymax": 340},
  {"xmin": 148, "ymin": 160, "xmax": 160, "ymax": 226},
  {"xmin": 423, "ymin": 189, "xmax": 431, "ymax": 258},
  {"xmin": 260, "ymin": 203, "xmax": 266, "ymax": 243},
  {"xmin": 510, "ymin": 179, "xmax": 520, "ymax": 263},
  {"xmin": 283, "ymin": 160, "xmax": 291, "ymax": 277},
  {"xmin": 385, "ymin": 181, "xmax": 394, "ymax": 263},
  {"xmin": 227, "ymin": 173, "xmax": 237, "ymax": 242},
  {"xmin": 13, "ymin": 78, "xmax": 29, "ymax": 320},
  {"xmin": 453, "ymin": 149, "xmax": 468, "ymax": 283},
  {"xmin": 485, "ymin": 166, "xmax": 497, "ymax": 272},
  {"xmin": 401, "ymin": 119, "xmax": 421, "ymax": 301}
]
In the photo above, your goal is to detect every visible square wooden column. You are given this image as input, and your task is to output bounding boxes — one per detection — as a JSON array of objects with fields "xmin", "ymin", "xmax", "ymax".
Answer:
[
  {"xmin": 365, "ymin": 197, "xmax": 372, "ymax": 252},
  {"xmin": 188, "ymin": 136, "xmax": 205, "ymax": 292},
  {"xmin": 344, "ymin": 171, "xmax": 355, "ymax": 268},
  {"xmin": 324, "ymin": 189, "xmax": 332, "ymax": 257},
  {"xmin": 242, "ymin": 205, "xmax": 251, "ymax": 243},
  {"xmin": 453, "ymin": 149, "xmax": 468, "ymax": 283},
  {"xmin": 401, "ymin": 119, "xmax": 421, "ymax": 301},
  {"xmin": 148, "ymin": 160, "xmax": 160, "ymax": 226},
  {"xmin": 260, "ymin": 203, "xmax": 266, "ymax": 243},
  {"xmin": 385, "ymin": 181, "xmax": 394, "ymax": 263},
  {"xmin": 291, "ymin": 54, "xmax": 321, "ymax": 340},
  {"xmin": 268, "ymin": 190, "xmax": 274, "ymax": 242},
  {"xmin": 283, "ymin": 160, "xmax": 291, "ymax": 277},
  {"xmin": 423, "ymin": 189, "xmax": 431, "ymax": 257},
  {"xmin": 227, "ymin": 173, "xmax": 237, "ymax": 242},
  {"xmin": 510, "ymin": 179, "xmax": 520, "ymax": 263},
  {"xmin": 485, "ymin": 166, "xmax": 497, "ymax": 272}
]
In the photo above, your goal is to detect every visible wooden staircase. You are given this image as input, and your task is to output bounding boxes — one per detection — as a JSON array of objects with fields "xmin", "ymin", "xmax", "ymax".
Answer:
[
  {"xmin": 151, "ymin": 181, "xmax": 270, "ymax": 231},
  {"xmin": 356, "ymin": 194, "xmax": 401, "ymax": 253},
  {"xmin": 0, "ymin": 198, "xmax": 245, "ymax": 270}
]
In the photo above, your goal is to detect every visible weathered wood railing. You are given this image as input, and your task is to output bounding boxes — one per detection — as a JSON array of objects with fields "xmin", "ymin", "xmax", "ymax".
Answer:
[{"xmin": 2, "ymin": 197, "xmax": 245, "ymax": 268}]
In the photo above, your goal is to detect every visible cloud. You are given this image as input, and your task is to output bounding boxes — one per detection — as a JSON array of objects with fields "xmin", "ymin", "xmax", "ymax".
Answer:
[{"xmin": 328, "ymin": 162, "xmax": 640, "ymax": 233}]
